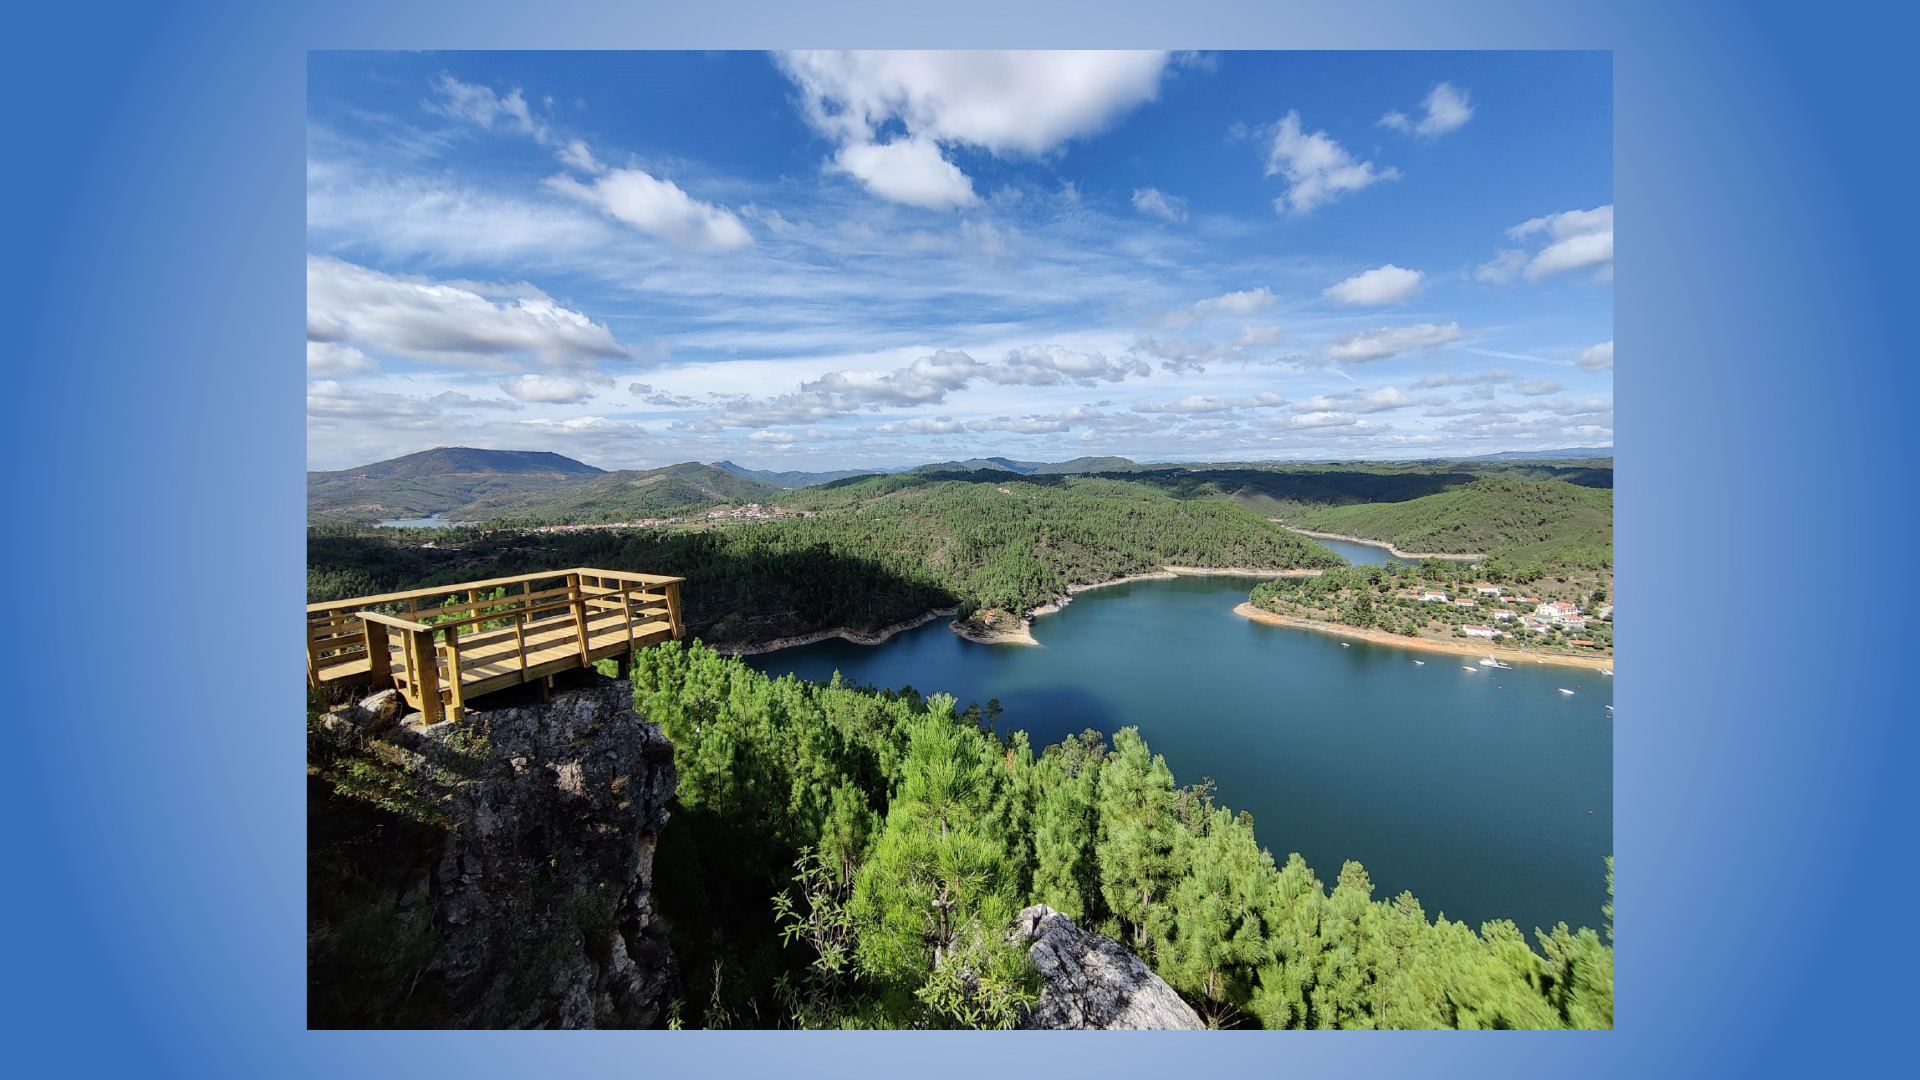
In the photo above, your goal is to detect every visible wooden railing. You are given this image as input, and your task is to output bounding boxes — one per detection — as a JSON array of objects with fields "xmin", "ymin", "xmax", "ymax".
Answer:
[{"xmin": 307, "ymin": 568, "xmax": 685, "ymax": 724}]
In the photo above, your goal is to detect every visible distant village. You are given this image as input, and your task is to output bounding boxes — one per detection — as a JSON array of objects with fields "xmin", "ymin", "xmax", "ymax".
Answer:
[
  {"xmin": 527, "ymin": 502, "xmax": 814, "ymax": 534},
  {"xmin": 1405, "ymin": 583, "xmax": 1613, "ymax": 648}
]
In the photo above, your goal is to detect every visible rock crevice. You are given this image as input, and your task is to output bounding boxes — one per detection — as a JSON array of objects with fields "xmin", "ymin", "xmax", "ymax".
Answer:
[{"xmin": 1014, "ymin": 905, "xmax": 1204, "ymax": 1030}]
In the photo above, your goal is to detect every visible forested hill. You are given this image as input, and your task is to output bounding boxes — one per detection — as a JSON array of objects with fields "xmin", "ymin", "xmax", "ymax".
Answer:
[
  {"xmin": 1288, "ymin": 478, "xmax": 1613, "ymax": 564},
  {"xmin": 308, "ymin": 475, "xmax": 1343, "ymax": 643},
  {"xmin": 306, "ymin": 447, "xmax": 604, "ymax": 522},
  {"xmin": 308, "ymin": 456, "xmax": 777, "ymax": 524}
]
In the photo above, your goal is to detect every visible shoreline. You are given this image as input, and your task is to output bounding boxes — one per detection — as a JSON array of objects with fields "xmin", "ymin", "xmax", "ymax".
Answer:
[
  {"xmin": 1233, "ymin": 603, "xmax": 1613, "ymax": 671},
  {"xmin": 709, "ymin": 608, "xmax": 959, "ymax": 656},
  {"xmin": 1277, "ymin": 525, "xmax": 1484, "ymax": 562}
]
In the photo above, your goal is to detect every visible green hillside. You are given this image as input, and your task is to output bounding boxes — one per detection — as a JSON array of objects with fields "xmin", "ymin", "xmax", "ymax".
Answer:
[
  {"xmin": 499, "ymin": 462, "xmax": 782, "ymax": 522},
  {"xmin": 306, "ymin": 447, "xmax": 604, "ymax": 522},
  {"xmin": 1289, "ymin": 478, "xmax": 1613, "ymax": 564}
]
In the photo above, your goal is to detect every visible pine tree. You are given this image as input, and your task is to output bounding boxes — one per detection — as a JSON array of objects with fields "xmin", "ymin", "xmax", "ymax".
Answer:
[{"xmin": 1095, "ymin": 727, "xmax": 1187, "ymax": 961}]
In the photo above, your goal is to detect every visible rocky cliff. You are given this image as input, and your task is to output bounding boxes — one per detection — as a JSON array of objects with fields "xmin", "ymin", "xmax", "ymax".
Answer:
[
  {"xmin": 1014, "ymin": 905, "xmax": 1204, "ymax": 1030},
  {"xmin": 308, "ymin": 674, "xmax": 678, "ymax": 1028}
]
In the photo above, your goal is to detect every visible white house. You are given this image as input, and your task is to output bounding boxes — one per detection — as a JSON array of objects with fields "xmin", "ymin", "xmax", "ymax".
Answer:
[
  {"xmin": 1492, "ymin": 608, "xmax": 1517, "ymax": 622},
  {"xmin": 1453, "ymin": 598, "xmax": 1477, "ymax": 609},
  {"xmin": 1420, "ymin": 591, "xmax": 1448, "ymax": 603},
  {"xmin": 1536, "ymin": 601, "xmax": 1581, "ymax": 623},
  {"xmin": 1464, "ymin": 625, "xmax": 1500, "ymax": 639},
  {"xmin": 1475, "ymin": 585, "xmax": 1504, "ymax": 596}
]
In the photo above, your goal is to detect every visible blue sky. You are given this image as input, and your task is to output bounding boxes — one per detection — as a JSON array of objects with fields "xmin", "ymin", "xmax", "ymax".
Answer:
[{"xmin": 306, "ymin": 51, "xmax": 1611, "ymax": 471}]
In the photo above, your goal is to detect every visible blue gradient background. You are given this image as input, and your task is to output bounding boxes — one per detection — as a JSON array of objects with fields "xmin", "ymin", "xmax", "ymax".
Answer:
[{"xmin": 3, "ymin": 2, "xmax": 1910, "ymax": 1076}]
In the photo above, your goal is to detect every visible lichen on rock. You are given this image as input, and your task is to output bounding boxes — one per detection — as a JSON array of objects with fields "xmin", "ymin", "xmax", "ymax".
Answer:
[{"xmin": 1013, "ymin": 905, "xmax": 1203, "ymax": 1030}]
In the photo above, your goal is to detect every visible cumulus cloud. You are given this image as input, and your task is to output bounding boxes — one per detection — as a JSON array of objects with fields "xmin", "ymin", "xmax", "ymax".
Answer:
[
  {"xmin": 546, "ymin": 168, "xmax": 753, "ymax": 251},
  {"xmin": 1516, "ymin": 379, "xmax": 1563, "ymax": 396},
  {"xmin": 707, "ymin": 346, "xmax": 1150, "ymax": 429},
  {"xmin": 1265, "ymin": 111, "xmax": 1399, "ymax": 216},
  {"xmin": 1379, "ymin": 82, "xmax": 1474, "ymax": 138},
  {"xmin": 1131, "ymin": 187, "xmax": 1188, "ymax": 222},
  {"xmin": 1165, "ymin": 287, "xmax": 1277, "ymax": 328},
  {"xmin": 1479, "ymin": 204, "xmax": 1613, "ymax": 284},
  {"xmin": 1414, "ymin": 368, "xmax": 1514, "ymax": 389},
  {"xmin": 306, "ymin": 255, "xmax": 631, "ymax": 367},
  {"xmin": 430, "ymin": 391, "xmax": 521, "ymax": 411},
  {"xmin": 307, "ymin": 341, "xmax": 377, "ymax": 376},
  {"xmin": 555, "ymin": 139, "xmax": 604, "ymax": 174},
  {"xmin": 777, "ymin": 50, "xmax": 1169, "ymax": 208},
  {"xmin": 500, "ymin": 373, "xmax": 600, "ymax": 404},
  {"xmin": 1324, "ymin": 321, "xmax": 1463, "ymax": 363},
  {"xmin": 306, "ymin": 380, "xmax": 445, "ymax": 426},
  {"xmin": 1578, "ymin": 340, "xmax": 1614, "ymax": 372},
  {"xmin": 1236, "ymin": 324, "xmax": 1282, "ymax": 346},
  {"xmin": 1289, "ymin": 387, "xmax": 1415, "ymax": 414},
  {"xmin": 1324, "ymin": 264, "xmax": 1423, "ymax": 306}
]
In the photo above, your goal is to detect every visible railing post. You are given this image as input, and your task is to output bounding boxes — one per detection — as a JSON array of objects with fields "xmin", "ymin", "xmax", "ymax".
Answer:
[
  {"xmin": 411, "ymin": 626, "xmax": 442, "ymax": 726},
  {"xmin": 569, "ymin": 572, "xmax": 591, "ymax": 665},
  {"xmin": 363, "ymin": 616, "xmax": 392, "ymax": 687},
  {"xmin": 666, "ymin": 581, "xmax": 685, "ymax": 640},
  {"xmin": 514, "ymin": 610, "xmax": 528, "ymax": 677},
  {"xmin": 443, "ymin": 626, "xmax": 465, "ymax": 723}
]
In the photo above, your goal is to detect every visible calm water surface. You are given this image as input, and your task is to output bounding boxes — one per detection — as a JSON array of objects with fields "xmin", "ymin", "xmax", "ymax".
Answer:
[
  {"xmin": 745, "ymin": 574, "xmax": 1613, "ymax": 938},
  {"xmin": 1299, "ymin": 533, "xmax": 1414, "ymax": 566}
]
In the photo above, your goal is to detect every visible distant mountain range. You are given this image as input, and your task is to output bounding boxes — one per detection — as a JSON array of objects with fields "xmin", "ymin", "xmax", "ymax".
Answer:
[
  {"xmin": 308, "ymin": 445, "xmax": 1610, "ymax": 524},
  {"xmin": 1461, "ymin": 447, "xmax": 1613, "ymax": 462}
]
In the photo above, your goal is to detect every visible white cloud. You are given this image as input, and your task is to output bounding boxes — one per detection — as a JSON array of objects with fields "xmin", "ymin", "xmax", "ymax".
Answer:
[
  {"xmin": 1379, "ymin": 82, "xmax": 1474, "ymax": 138},
  {"xmin": 1265, "ymin": 111, "xmax": 1399, "ymax": 216},
  {"xmin": 1481, "ymin": 204, "xmax": 1613, "ymax": 284},
  {"xmin": 1578, "ymin": 341, "xmax": 1614, "ymax": 372},
  {"xmin": 556, "ymin": 139, "xmax": 604, "ymax": 174},
  {"xmin": 426, "ymin": 74, "xmax": 545, "ymax": 140},
  {"xmin": 306, "ymin": 255, "xmax": 631, "ymax": 367},
  {"xmin": 833, "ymin": 137, "xmax": 978, "ymax": 211},
  {"xmin": 1516, "ymin": 379, "xmax": 1563, "ymax": 396},
  {"xmin": 1236, "ymin": 324, "xmax": 1282, "ymax": 346},
  {"xmin": 1131, "ymin": 187, "xmax": 1188, "ymax": 223},
  {"xmin": 546, "ymin": 168, "xmax": 753, "ymax": 251},
  {"xmin": 1132, "ymin": 392, "xmax": 1286, "ymax": 415},
  {"xmin": 500, "ymin": 373, "xmax": 599, "ymax": 404},
  {"xmin": 306, "ymin": 341, "xmax": 376, "ymax": 376},
  {"xmin": 1165, "ymin": 287, "xmax": 1276, "ymax": 328},
  {"xmin": 1290, "ymin": 387, "xmax": 1415, "ymax": 414},
  {"xmin": 1414, "ymin": 368, "xmax": 1514, "ymax": 389},
  {"xmin": 1324, "ymin": 264, "xmax": 1423, "ymax": 306},
  {"xmin": 1324, "ymin": 321, "xmax": 1464, "ymax": 363},
  {"xmin": 777, "ymin": 50, "xmax": 1169, "ymax": 208}
]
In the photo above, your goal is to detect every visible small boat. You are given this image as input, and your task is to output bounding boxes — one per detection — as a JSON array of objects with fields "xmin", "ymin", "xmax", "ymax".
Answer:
[
  {"xmin": 1413, "ymin": 660, "xmax": 1425, "ymax": 666},
  {"xmin": 1598, "ymin": 669, "xmax": 1613, "ymax": 676},
  {"xmin": 1558, "ymin": 688, "xmax": 1575, "ymax": 695},
  {"xmin": 1479, "ymin": 657, "xmax": 1512, "ymax": 669},
  {"xmin": 1462, "ymin": 665, "xmax": 1478, "ymax": 672},
  {"xmin": 1341, "ymin": 642, "xmax": 1350, "ymax": 647}
]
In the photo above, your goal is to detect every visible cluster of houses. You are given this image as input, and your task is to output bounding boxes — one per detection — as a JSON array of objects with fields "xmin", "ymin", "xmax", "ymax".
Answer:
[
  {"xmin": 1404, "ymin": 583, "xmax": 1610, "ymax": 646},
  {"xmin": 530, "ymin": 516, "xmax": 687, "ymax": 534},
  {"xmin": 701, "ymin": 503, "xmax": 814, "ymax": 521}
]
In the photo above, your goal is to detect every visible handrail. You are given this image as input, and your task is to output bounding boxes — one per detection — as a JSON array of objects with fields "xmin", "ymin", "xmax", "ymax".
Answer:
[
  {"xmin": 355, "ymin": 610, "xmax": 434, "ymax": 633},
  {"xmin": 307, "ymin": 567, "xmax": 685, "ymax": 614}
]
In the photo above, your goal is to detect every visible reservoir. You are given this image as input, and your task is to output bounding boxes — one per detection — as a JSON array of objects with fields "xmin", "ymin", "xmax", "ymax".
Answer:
[
  {"xmin": 1294, "ymin": 533, "xmax": 1413, "ymax": 566},
  {"xmin": 745, "ymin": 573, "xmax": 1612, "ymax": 940}
]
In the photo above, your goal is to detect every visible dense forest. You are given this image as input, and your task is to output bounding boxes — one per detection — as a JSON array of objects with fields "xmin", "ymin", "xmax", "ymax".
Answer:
[
  {"xmin": 1289, "ymin": 478, "xmax": 1614, "ymax": 566},
  {"xmin": 308, "ymin": 478, "xmax": 1343, "ymax": 644},
  {"xmin": 636, "ymin": 641, "xmax": 1613, "ymax": 1029}
]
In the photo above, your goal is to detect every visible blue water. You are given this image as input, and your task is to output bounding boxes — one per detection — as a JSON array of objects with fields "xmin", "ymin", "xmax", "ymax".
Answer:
[
  {"xmin": 745, "ymin": 574, "xmax": 1613, "ymax": 938},
  {"xmin": 374, "ymin": 515, "xmax": 458, "ymax": 529},
  {"xmin": 1301, "ymin": 533, "xmax": 1415, "ymax": 566}
]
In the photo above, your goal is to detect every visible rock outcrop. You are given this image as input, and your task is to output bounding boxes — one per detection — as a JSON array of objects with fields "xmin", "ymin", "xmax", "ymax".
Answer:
[
  {"xmin": 1013, "ymin": 905, "xmax": 1204, "ymax": 1030},
  {"xmin": 309, "ymin": 674, "xmax": 678, "ymax": 1028}
]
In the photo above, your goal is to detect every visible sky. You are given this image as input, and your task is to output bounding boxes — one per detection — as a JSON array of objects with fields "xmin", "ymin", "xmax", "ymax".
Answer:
[{"xmin": 306, "ymin": 51, "xmax": 1612, "ymax": 472}]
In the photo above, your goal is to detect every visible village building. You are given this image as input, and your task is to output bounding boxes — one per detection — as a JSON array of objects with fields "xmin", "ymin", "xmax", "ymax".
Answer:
[
  {"xmin": 1453, "ymin": 598, "xmax": 1477, "ymax": 609},
  {"xmin": 1463, "ymin": 624, "xmax": 1501, "ymax": 639},
  {"xmin": 1536, "ymin": 601, "xmax": 1581, "ymax": 624},
  {"xmin": 1420, "ymin": 590, "xmax": 1448, "ymax": 603},
  {"xmin": 1492, "ymin": 608, "xmax": 1517, "ymax": 621},
  {"xmin": 1475, "ymin": 584, "xmax": 1504, "ymax": 596}
]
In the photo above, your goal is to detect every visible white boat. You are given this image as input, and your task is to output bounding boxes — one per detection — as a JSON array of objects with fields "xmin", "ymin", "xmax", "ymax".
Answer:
[
  {"xmin": 1413, "ymin": 660, "xmax": 1425, "ymax": 666},
  {"xmin": 1462, "ymin": 666, "xmax": 1478, "ymax": 672},
  {"xmin": 1558, "ymin": 688, "xmax": 1575, "ymax": 695},
  {"xmin": 1479, "ymin": 657, "xmax": 1513, "ymax": 669},
  {"xmin": 1598, "ymin": 668, "xmax": 1613, "ymax": 676},
  {"xmin": 1341, "ymin": 642, "xmax": 1350, "ymax": 647}
]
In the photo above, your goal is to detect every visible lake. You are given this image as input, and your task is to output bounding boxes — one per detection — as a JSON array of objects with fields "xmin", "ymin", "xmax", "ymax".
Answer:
[
  {"xmin": 1295, "ymin": 533, "xmax": 1413, "ymax": 566},
  {"xmin": 745, "ymin": 573, "xmax": 1613, "ymax": 940},
  {"xmin": 374, "ymin": 515, "xmax": 459, "ymax": 529}
]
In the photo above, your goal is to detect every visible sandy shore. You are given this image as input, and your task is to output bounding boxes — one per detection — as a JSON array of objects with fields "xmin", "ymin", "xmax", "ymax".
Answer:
[
  {"xmin": 710, "ymin": 608, "xmax": 959, "ymax": 656},
  {"xmin": 1277, "ymin": 525, "xmax": 1483, "ymax": 562},
  {"xmin": 1233, "ymin": 603, "xmax": 1614, "ymax": 671}
]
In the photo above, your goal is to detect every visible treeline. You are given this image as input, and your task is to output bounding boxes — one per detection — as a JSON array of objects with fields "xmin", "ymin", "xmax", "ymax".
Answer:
[
  {"xmin": 637, "ymin": 641, "xmax": 1613, "ymax": 1029},
  {"xmin": 1290, "ymin": 479, "xmax": 1614, "ymax": 566},
  {"xmin": 307, "ymin": 478, "xmax": 1342, "ymax": 643}
]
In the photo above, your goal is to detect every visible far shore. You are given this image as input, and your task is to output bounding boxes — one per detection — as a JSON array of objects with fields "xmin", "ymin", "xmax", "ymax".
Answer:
[
  {"xmin": 1276, "ymin": 525, "xmax": 1484, "ymax": 562},
  {"xmin": 709, "ymin": 608, "xmax": 958, "ymax": 657},
  {"xmin": 1233, "ymin": 603, "xmax": 1614, "ymax": 672}
]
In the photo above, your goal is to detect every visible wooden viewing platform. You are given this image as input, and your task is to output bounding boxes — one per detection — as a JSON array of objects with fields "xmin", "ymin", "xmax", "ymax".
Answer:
[{"xmin": 307, "ymin": 568, "xmax": 685, "ymax": 724}]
